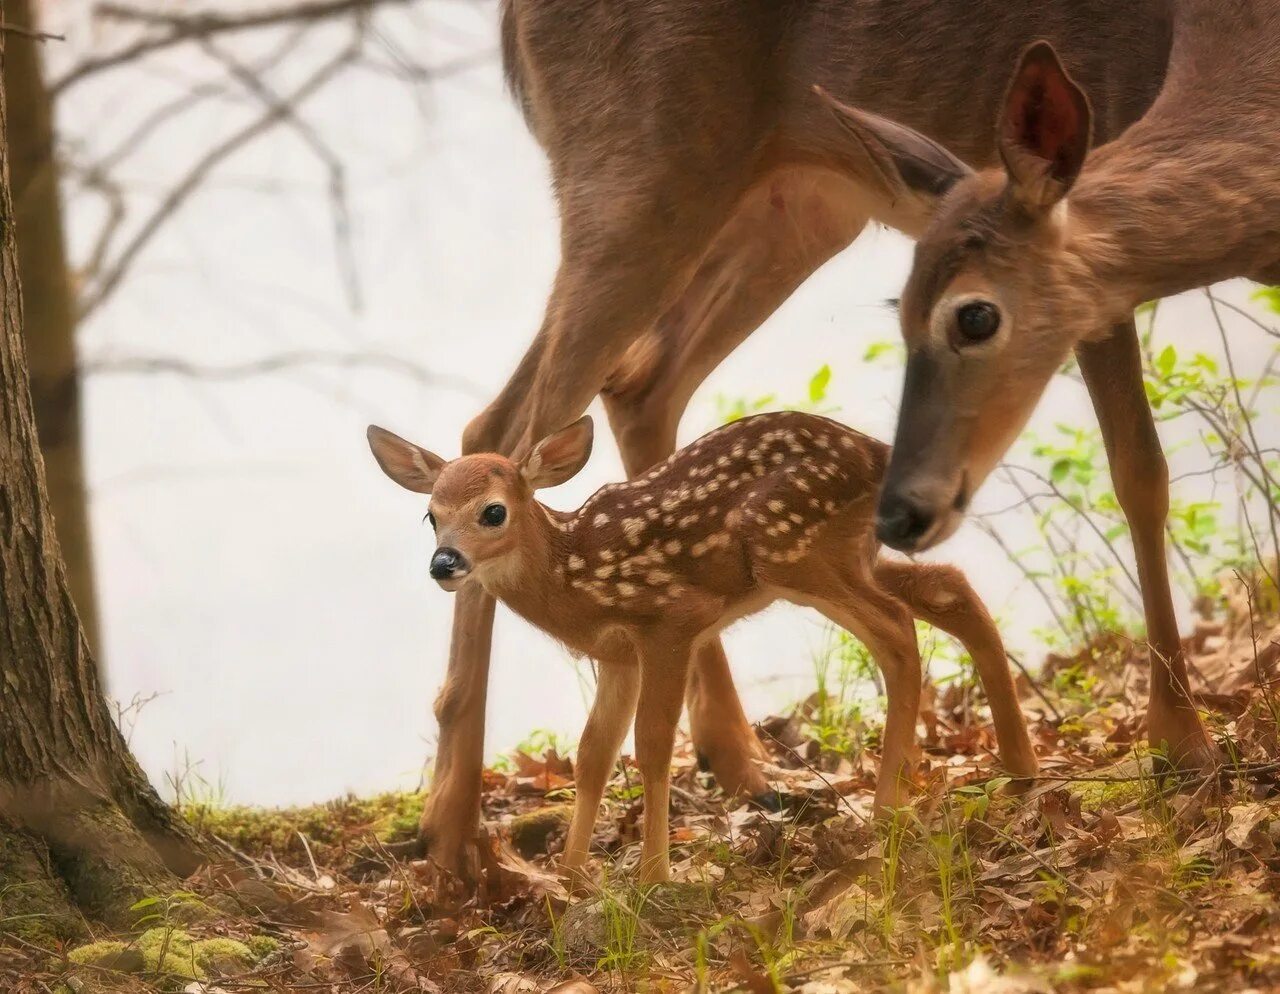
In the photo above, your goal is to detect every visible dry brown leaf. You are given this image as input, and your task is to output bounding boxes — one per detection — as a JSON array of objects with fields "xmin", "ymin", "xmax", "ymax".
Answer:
[
  {"xmin": 309, "ymin": 907, "xmax": 422, "ymax": 991},
  {"xmin": 489, "ymin": 974, "xmax": 540, "ymax": 993},
  {"xmin": 1226, "ymin": 802, "xmax": 1270, "ymax": 848},
  {"xmin": 544, "ymin": 979, "xmax": 600, "ymax": 993}
]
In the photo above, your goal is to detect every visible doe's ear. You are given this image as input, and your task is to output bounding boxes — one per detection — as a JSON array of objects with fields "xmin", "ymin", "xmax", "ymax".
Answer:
[
  {"xmin": 813, "ymin": 86, "xmax": 971, "ymax": 207},
  {"xmin": 520, "ymin": 416, "xmax": 594, "ymax": 490},
  {"xmin": 998, "ymin": 41, "xmax": 1093, "ymax": 211},
  {"xmin": 367, "ymin": 425, "xmax": 446, "ymax": 494}
]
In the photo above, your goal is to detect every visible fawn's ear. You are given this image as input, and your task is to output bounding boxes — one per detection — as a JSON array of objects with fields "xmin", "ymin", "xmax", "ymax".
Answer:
[
  {"xmin": 520, "ymin": 416, "xmax": 594, "ymax": 490},
  {"xmin": 367, "ymin": 425, "xmax": 446, "ymax": 494},
  {"xmin": 998, "ymin": 41, "xmax": 1093, "ymax": 212},
  {"xmin": 814, "ymin": 86, "xmax": 971, "ymax": 206}
]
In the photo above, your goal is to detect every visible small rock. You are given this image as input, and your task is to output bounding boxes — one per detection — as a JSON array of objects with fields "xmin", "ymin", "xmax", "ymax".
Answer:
[{"xmin": 507, "ymin": 804, "xmax": 574, "ymax": 858}]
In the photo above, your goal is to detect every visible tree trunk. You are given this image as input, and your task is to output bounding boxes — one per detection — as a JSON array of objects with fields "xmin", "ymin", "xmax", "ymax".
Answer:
[
  {"xmin": 0, "ymin": 24, "xmax": 199, "ymax": 947},
  {"xmin": 4, "ymin": 0, "xmax": 100, "ymax": 657}
]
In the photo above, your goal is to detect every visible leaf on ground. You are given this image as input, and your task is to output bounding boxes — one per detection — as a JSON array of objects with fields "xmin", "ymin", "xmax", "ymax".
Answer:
[
  {"xmin": 1226, "ymin": 802, "xmax": 1270, "ymax": 848},
  {"xmin": 544, "ymin": 978, "xmax": 599, "ymax": 993}
]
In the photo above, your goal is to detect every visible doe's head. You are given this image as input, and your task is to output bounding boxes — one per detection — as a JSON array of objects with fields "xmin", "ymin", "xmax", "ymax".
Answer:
[
  {"xmin": 821, "ymin": 41, "xmax": 1101, "ymax": 551},
  {"xmin": 366, "ymin": 416, "xmax": 594, "ymax": 591}
]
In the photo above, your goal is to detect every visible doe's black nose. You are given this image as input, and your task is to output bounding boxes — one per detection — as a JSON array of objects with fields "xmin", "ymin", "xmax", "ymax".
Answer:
[
  {"xmin": 430, "ymin": 547, "xmax": 465, "ymax": 580},
  {"xmin": 875, "ymin": 494, "xmax": 935, "ymax": 550}
]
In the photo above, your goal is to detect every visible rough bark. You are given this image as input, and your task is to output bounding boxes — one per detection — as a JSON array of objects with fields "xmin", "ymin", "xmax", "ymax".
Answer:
[
  {"xmin": 0, "ymin": 21, "xmax": 200, "ymax": 946},
  {"xmin": 4, "ymin": 0, "xmax": 100, "ymax": 656}
]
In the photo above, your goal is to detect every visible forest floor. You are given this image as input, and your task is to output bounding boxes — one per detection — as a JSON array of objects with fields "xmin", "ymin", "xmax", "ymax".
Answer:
[{"xmin": 6, "ymin": 586, "xmax": 1280, "ymax": 994}]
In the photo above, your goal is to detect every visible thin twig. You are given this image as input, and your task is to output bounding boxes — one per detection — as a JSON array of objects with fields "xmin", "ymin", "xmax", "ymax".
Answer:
[
  {"xmin": 1004, "ymin": 650, "xmax": 1063, "ymax": 722},
  {"xmin": 76, "ymin": 34, "xmax": 363, "ymax": 319},
  {"xmin": 51, "ymin": 0, "xmax": 409, "ymax": 96},
  {"xmin": 757, "ymin": 725, "xmax": 865, "ymax": 823},
  {"xmin": 201, "ymin": 37, "xmax": 363, "ymax": 309}
]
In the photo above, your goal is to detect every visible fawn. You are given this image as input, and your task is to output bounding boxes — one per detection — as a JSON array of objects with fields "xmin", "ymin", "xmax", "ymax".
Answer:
[{"xmin": 369, "ymin": 411, "xmax": 1037, "ymax": 883}]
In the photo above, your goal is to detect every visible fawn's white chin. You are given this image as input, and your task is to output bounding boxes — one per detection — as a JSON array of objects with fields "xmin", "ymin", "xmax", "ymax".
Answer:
[{"xmin": 435, "ymin": 574, "xmax": 469, "ymax": 593}]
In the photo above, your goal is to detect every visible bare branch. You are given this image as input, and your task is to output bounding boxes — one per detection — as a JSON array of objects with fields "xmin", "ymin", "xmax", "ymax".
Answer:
[
  {"xmin": 76, "ymin": 33, "xmax": 363, "ymax": 320},
  {"xmin": 200, "ymin": 37, "xmax": 362, "ymax": 310},
  {"xmin": 51, "ymin": 0, "xmax": 409, "ymax": 97},
  {"xmin": 75, "ymin": 168, "xmax": 127, "ymax": 284},
  {"xmin": 0, "ymin": 20, "xmax": 65, "ymax": 42},
  {"xmin": 92, "ymin": 25, "xmax": 313, "ymax": 175},
  {"xmin": 81, "ymin": 349, "xmax": 484, "ymax": 398},
  {"xmin": 1205, "ymin": 289, "xmax": 1280, "ymax": 341}
]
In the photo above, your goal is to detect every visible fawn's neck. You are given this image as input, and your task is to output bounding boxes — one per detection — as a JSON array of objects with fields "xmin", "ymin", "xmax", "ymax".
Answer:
[
  {"xmin": 1070, "ymin": 1, "xmax": 1280, "ymax": 311},
  {"xmin": 481, "ymin": 504, "xmax": 595, "ymax": 639}
]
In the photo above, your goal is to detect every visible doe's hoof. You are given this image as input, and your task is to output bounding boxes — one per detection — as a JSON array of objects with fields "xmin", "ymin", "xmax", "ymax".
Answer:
[
  {"xmin": 749, "ymin": 789, "xmax": 785, "ymax": 813},
  {"xmin": 350, "ymin": 836, "xmax": 426, "ymax": 881}
]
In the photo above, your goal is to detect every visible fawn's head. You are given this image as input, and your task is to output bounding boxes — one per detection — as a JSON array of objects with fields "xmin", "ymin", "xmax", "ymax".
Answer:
[
  {"xmin": 367, "ymin": 417, "xmax": 594, "ymax": 591},
  {"xmin": 821, "ymin": 42, "xmax": 1101, "ymax": 552}
]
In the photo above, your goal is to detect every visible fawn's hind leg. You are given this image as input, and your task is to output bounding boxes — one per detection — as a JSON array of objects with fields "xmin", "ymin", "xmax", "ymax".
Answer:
[
  {"xmin": 810, "ymin": 581, "xmax": 923, "ymax": 815},
  {"xmin": 562, "ymin": 659, "xmax": 641, "ymax": 878},
  {"xmin": 874, "ymin": 560, "xmax": 1039, "ymax": 779}
]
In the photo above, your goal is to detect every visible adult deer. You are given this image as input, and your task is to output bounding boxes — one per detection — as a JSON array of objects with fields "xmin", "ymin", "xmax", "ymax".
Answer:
[
  {"xmin": 410, "ymin": 1, "xmax": 1192, "ymax": 879},
  {"xmin": 370, "ymin": 412, "xmax": 1037, "ymax": 882},
  {"xmin": 831, "ymin": 1, "xmax": 1280, "ymax": 773}
]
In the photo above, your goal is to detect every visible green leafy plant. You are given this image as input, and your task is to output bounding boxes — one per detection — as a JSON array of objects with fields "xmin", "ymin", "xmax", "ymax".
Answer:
[{"xmin": 715, "ymin": 365, "xmax": 838, "ymax": 425}]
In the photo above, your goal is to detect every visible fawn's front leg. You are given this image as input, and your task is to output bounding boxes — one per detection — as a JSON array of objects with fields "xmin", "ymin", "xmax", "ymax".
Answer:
[
  {"xmin": 873, "ymin": 560, "xmax": 1038, "ymax": 780},
  {"xmin": 817, "ymin": 588, "xmax": 922, "ymax": 814},
  {"xmin": 562, "ymin": 659, "xmax": 641, "ymax": 882},
  {"xmin": 634, "ymin": 638, "xmax": 693, "ymax": 884}
]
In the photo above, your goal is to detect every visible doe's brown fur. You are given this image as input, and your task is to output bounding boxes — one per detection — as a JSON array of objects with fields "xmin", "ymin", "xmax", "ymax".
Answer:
[
  {"xmin": 824, "ymin": 1, "xmax": 1280, "ymax": 769},
  {"xmin": 419, "ymin": 0, "xmax": 1218, "ymax": 881}
]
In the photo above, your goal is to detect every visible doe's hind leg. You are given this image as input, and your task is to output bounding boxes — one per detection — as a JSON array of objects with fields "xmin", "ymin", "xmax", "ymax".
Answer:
[{"xmin": 874, "ymin": 560, "xmax": 1039, "ymax": 780}]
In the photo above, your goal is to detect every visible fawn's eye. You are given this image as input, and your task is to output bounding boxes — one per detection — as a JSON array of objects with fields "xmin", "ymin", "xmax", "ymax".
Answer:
[
  {"xmin": 480, "ymin": 503, "xmax": 507, "ymax": 527},
  {"xmin": 425, "ymin": 510, "xmax": 436, "ymax": 529},
  {"xmin": 954, "ymin": 301, "xmax": 1001, "ymax": 343}
]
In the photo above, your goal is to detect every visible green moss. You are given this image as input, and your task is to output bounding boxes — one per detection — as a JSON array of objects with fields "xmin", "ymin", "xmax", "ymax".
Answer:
[
  {"xmin": 245, "ymin": 934, "xmax": 281, "ymax": 959},
  {"xmin": 190, "ymin": 936, "xmax": 257, "ymax": 975},
  {"xmin": 137, "ymin": 927, "xmax": 203, "ymax": 979},
  {"xmin": 127, "ymin": 927, "xmax": 271, "ymax": 980},
  {"xmin": 164, "ymin": 894, "xmax": 221, "ymax": 924},
  {"xmin": 1073, "ymin": 777, "xmax": 1147, "ymax": 812},
  {"xmin": 67, "ymin": 940, "xmax": 144, "ymax": 973},
  {"xmin": 183, "ymin": 791, "xmax": 425, "ymax": 865},
  {"xmin": 508, "ymin": 803, "xmax": 573, "ymax": 857}
]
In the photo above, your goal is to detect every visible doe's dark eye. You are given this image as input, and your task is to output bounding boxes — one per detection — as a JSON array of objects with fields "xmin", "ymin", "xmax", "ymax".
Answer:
[
  {"xmin": 955, "ymin": 301, "xmax": 1001, "ymax": 343},
  {"xmin": 481, "ymin": 503, "xmax": 507, "ymax": 527},
  {"xmin": 425, "ymin": 510, "xmax": 436, "ymax": 529}
]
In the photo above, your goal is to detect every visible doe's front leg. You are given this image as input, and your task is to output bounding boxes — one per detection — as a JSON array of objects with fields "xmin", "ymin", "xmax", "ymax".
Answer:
[{"xmin": 634, "ymin": 638, "xmax": 694, "ymax": 885}]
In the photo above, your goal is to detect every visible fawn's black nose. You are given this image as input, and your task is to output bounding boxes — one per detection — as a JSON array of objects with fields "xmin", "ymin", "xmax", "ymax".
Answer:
[
  {"xmin": 875, "ymin": 493, "xmax": 935, "ymax": 551},
  {"xmin": 429, "ymin": 547, "xmax": 467, "ymax": 580}
]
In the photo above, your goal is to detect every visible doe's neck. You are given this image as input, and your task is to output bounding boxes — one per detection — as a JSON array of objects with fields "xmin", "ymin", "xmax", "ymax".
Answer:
[{"xmin": 1068, "ymin": 6, "xmax": 1280, "ymax": 309}]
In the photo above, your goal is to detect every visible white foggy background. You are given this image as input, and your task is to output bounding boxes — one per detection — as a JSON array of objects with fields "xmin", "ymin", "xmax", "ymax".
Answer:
[{"xmin": 43, "ymin": 2, "xmax": 1278, "ymax": 805}]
